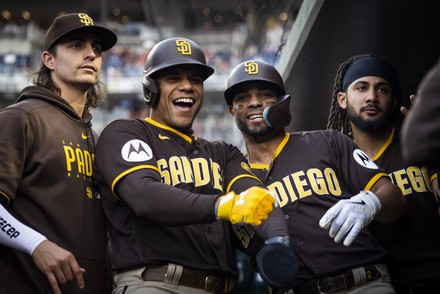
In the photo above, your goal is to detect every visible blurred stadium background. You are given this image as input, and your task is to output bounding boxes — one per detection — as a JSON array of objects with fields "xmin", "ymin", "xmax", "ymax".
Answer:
[
  {"xmin": 1, "ymin": 0, "xmax": 300, "ymax": 152},
  {"xmin": 1, "ymin": 0, "xmax": 439, "ymax": 149}
]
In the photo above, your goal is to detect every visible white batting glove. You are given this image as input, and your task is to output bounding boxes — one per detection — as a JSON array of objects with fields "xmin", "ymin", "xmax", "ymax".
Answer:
[{"xmin": 319, "ymin": 191, "xmax": 382, "ymax": 247}]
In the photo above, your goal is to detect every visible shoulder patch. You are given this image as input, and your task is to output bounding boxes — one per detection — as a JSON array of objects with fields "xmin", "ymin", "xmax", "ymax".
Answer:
[
  {"xmin": 121, "ymin": 139, "xmax": 153, "ymax": 162},
  {"xmin": 353, "ymin": 149, "xmax": 378, "ymax": 169}
]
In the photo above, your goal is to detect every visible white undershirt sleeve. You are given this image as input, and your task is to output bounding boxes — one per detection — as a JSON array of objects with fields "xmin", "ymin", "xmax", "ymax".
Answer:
[{"xmin": 0, "ymin": 205, "xmax": 47, "ymax": 255}]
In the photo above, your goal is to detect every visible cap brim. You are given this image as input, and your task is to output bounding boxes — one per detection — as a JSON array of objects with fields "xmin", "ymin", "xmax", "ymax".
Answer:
[
  {"xmin": 53, "ymin": 26, "xmax": 117, "ymax": 52},
  {"xmin": 224, "ymin": 80, "xmax": 284, "ymax": 105}
]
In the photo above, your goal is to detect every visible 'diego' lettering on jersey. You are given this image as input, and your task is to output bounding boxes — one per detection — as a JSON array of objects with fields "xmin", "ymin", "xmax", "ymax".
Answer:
[
  {"xmin": 63, "ymin": 141, "xmax": 94, "ymax": 179},
  {"xmin": 157, "ymin": 156, "xmax": 223, "ymax": 190},
  {"xmin": 266, "ymin": 168, "xmax": 342, "ymax": 208},
  {"xmin": 388, "ymin": 166, "xmax": 433, "ymax": 195}
]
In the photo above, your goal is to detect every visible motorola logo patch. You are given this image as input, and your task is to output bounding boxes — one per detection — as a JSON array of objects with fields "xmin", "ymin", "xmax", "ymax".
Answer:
[
  {"xmin": 121, "ymin": 139, "xmax": 153, "ymax": 162},
  {"xmin": 353, "ymin": 149, "xmax": 378, "ymax": 169}
]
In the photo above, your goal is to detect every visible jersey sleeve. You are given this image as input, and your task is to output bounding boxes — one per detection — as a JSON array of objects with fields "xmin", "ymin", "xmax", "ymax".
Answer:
[
  {"xmin": 95, "ymin": 119, "xmax": 161, "ymax": 195},
  {"xmin": 114, "ymin": 169, "xmax": 218, "ymax": 224},
  {"xmin": 0, "ymin": 107, "xmax": 32, "ymax": 206}
]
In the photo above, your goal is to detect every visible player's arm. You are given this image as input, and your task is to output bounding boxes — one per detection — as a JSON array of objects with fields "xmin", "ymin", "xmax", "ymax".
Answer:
[
  {"xmin": 232, "ymin": 206, "xmax": 298, "ymax": 290},
  {"xmin": 115, "ymin": 171, "xmax": 217, "ymax": 224},
  {"xmin": 319, "ymin": 176, "xmax": 407, "ymax": 247},
  {"xmin": 0, "ymin": 204, "xmax": 84, "ymax": 294},
  {"xmin": 368, "ymin": 176, "xmax": 407, "ymax": 223},
  {"xmin": 0, "ymin": 204, "xmax": 46, "ymax": 255},
  {"xmin": 253, "ymin": 205, "xmax": 289, "ymax": 240},
  {"xmin": 229, "ymin": 182, "xmax": 297, "ymax": 289},
  {"xmin": 221, "ymin": 146, "xmax": 298, "ymax": 287},
  {"xmin": 115, "ymin": 170, "xmax": 274, "ymax": 226},
  {"xmin": 233, "ymin": 205, "xmax": 290, "ymax": 256}
]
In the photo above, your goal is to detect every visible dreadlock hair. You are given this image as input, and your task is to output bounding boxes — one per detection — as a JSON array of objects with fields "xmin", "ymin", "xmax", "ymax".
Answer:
[
  {"xmin": 327, "ymin": 54, "xmax": 403, "ymax": 139},
  {"xmin": 31, "ymin": 46, "xmax": 107, "ymax": 111}
]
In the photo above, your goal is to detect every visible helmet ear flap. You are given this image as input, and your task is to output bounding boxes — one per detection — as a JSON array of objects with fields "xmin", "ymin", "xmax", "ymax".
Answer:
[{"xmin": 142, "ymin": 74, "xmax": 160, "ymax": 107}]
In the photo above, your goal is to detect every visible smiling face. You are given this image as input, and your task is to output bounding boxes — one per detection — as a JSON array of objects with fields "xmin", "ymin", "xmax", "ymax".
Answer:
[
  {"xmin": 149, "ymin": 64, "xmax": 204, "ymax": 132},
  {"xmin": 228, "ymin": 81, "xmax": 278, "ymax": 138},
  {"xmin": 338, "ymin": 76, "xmax": 396, "ymax": 134}
]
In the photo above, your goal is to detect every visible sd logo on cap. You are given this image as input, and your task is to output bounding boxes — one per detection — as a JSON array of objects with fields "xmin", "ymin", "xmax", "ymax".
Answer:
[{"xmin": 44, "ymin": 13, "xmax": 117, "ymax": 51}]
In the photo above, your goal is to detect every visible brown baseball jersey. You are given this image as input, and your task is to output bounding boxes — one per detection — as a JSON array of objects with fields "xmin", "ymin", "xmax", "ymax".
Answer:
[
  {"xmin": 249, "ymin": 130, "xmax": 389, "ymax": 285},
  {"xmin": 94, "ymin": 117, "xmax": 284, "ymax": 278},
  {"xmin": 369, "ymin": 129, "xmax": 440, "ymax": 287}
]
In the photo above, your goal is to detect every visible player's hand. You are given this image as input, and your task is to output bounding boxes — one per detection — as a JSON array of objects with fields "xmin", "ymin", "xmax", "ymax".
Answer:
[
  {"xmin": 32, "ymin": 240, "xmax": 85, "ymax": 294},
  {"xmin": 256, "ymin": 236, "xmax": 298, "ymax": 289},
  {"xmin": 216, "ymin": 186, "xmax": 275, "ymax": 225},
  {"xmin": 400, "ymin": 94, "xmax": 417, "ymax": 116},
  {"xmin": 319, "ymin": 191, "xmax": 382, "ymax": 247}
]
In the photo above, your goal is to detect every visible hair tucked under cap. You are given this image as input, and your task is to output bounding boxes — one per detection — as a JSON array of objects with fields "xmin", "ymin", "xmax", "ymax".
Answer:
[{"xmin": 342, "ymin": 54, "xmax": 400, "ymax": 92}]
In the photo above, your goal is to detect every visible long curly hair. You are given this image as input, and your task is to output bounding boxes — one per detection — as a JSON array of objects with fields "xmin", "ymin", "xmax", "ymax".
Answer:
[
  {"xmin": 327, "ymin": 54, "xmax": 403, "ymax": 138},
  {"xmin": 31, "ymin": 46, "xmax": 107, "ymax": 111}
]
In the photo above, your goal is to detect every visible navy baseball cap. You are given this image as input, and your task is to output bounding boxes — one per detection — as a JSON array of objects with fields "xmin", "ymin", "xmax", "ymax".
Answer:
[{"xmin": 45, "ymin": 13, "xmax": 117, "ymax": 51}]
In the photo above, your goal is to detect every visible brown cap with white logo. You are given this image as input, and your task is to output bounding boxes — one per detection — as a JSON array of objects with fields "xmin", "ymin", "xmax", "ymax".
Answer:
[{"xmin": 44, "ymin": 12, "xmax": 117, "ymax": 51}]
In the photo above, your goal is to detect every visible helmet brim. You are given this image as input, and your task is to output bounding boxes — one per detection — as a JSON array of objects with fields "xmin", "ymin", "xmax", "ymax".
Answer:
[
  {"xmin": 147, "ymin": 59, "xmax": 214, "ymax": 81},
  {"xmin": 224, "ymin": 79, "xmax": 285, "ymax": 105}
]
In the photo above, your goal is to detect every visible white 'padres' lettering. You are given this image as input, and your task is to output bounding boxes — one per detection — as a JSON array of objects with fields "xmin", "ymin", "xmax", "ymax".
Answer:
[
  {"xmin": 267, "ymin": 168, "xmax": 342, "ymax": 207},
  {"xmin": 388, "ymin": 166, "xmax": 432, "ymax": 195},
  {"xmin": 157, "ymin": 156, "xmax": 223, "ymax": 189}
]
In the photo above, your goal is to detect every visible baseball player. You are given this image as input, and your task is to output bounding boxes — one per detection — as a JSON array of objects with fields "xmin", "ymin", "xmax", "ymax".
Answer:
[
  {"xmin": 327, "ymin": 54, "xmax": 440, "ymax": 293},
  {"xmin": 225, "ymin": 60, "xmax": 407, "ymax": 294},
  {"xmin": 94, "ymin": 38, "xmax": 297, "ymax": 294},
  {"xmin": 0, "ymin": 13, "xmax": 117, "ymax": 294}
]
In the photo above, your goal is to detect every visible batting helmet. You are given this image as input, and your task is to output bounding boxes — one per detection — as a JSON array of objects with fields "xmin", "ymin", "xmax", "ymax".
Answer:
[
  {"xmin": 224, "ymin": 60, "xmax": 285, "ymax": 106},
  {"xmin": 141, "ymin": 37, "xmax": 214, "ymax": 107}
]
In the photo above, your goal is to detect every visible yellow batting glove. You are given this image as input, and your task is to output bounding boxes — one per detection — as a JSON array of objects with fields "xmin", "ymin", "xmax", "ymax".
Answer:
[{"xmin": 216, "ymin": 187, "xmax": 275, "ymax": 226}]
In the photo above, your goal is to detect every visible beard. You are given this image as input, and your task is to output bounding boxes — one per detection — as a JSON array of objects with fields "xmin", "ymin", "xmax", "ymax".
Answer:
[
  {"xmin": 235, "ymin": 117, "xmax": 272, "ymax": 138},
  {"xmin": 346, "ymin": 100, "xmax": 395, "ymax": 133}
]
